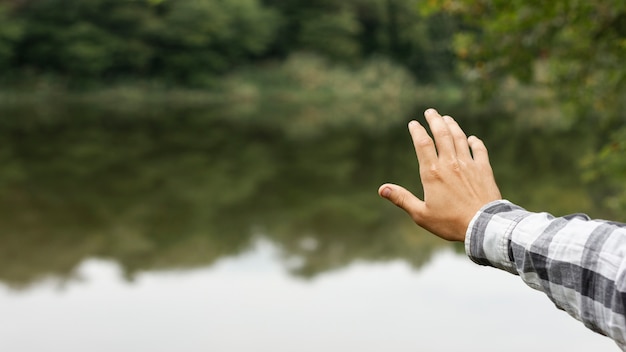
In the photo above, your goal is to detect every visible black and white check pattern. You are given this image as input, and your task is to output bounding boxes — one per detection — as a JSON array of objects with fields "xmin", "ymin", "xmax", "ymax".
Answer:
[{"xmin": 466, "ymin": 200, "xmax": 626, "ymax": 350}]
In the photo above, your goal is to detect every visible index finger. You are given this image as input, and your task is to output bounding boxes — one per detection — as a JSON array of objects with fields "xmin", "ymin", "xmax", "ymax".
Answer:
[{"xmin": 408, "ymin": 120, "xmax": 437, "ymax": 167}]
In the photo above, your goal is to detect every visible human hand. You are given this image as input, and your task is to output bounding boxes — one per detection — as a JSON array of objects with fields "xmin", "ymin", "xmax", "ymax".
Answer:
[{"xmin": 378, "ymin": 108, "xmax": 502, "ymax": 242}]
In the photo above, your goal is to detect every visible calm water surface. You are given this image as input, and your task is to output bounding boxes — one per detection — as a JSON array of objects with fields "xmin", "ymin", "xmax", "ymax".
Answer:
[
  {"xmin": 0, "ymin": 104, "xmax": 617, "ymax": 351},
  {"xmin": 0, "ymin": 245, "xmax": 616, "ymax": 351}
]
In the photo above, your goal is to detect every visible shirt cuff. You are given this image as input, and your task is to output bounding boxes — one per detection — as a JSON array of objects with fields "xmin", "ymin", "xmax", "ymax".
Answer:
[{"xmin": 464, "ymin": 199, "xmax": 529, "ymax": 275}]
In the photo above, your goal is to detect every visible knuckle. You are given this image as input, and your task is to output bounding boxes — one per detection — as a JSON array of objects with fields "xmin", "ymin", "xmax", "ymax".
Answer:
[
  {"xmin": 396, "ymin": 193, "xmax": 406, "ymax": 209},
  {"xmin": 434, "ymin": 125, "xmax": 452, "ymax": 138},
  {"xmin": 449, "ymin": 159, "xmax": 462, "ymax": 172},
  {"xmin": 449, "ymin": 158, "xmax": 459, "ymax": 168},
  {"xmin": 416, "ymin": 137, "xmax": 432, "ymax": 148},
  {"xmin": 422, "ymin": 164, "xmax": 442, "ymax": 180},
  {"xmin": 454, "ymin": 131, "xmax": 468, "ymax": 142}
]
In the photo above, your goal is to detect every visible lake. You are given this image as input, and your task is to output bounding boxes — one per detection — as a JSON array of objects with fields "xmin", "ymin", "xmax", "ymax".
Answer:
[{"xmin": 0, "ymin": 102, "xmax": 618, "ymax": 351}]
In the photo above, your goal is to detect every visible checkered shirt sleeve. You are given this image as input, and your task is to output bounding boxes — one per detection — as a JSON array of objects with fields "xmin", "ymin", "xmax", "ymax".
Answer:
[{"xmin": 465, "ymin": 200, "xmax": 626, "ymax": 350}]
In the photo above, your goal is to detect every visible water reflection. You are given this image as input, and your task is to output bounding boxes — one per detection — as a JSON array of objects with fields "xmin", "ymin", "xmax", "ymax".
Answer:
[
  {"xmin": 0, "ymin": 104, "xmax": 617, "ymax": 350},
  {"xmin": 0, "ymin": 244, "xmax": 614, "ymax": 352},
  {"xmin": 0, "ymin": 106, "xmax": 451, "ymax": 287},
  {"xmin": 0, "ymin": 105, "xmax": 602, "ymax": 288}
]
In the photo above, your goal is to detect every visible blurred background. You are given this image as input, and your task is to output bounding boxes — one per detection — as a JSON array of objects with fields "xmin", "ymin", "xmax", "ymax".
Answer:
[{"xmin": 0, "ymin": 0, "xmax": 625, "ymax": 351}]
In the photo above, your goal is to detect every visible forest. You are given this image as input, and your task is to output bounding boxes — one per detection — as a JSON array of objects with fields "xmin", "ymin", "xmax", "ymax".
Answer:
[{"xmin": 0, "ymin": 0, "xmax": 459, "ymax": 85}]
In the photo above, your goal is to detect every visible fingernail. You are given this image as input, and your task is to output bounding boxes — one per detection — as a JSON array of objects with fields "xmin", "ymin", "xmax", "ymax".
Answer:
[
  {"xmin": 425, "ymin": 108, "xmax": 437, "ymax": 115},
  {"xmin": 408, "ymin": 120, "xmax": 418, "ymax": 127},
  {"xmin": 381, "ymin": 187, "xmax": 391, "ymax": 198}
]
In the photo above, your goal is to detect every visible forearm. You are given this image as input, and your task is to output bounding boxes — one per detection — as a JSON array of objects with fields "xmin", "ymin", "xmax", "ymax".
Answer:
[{"xmin": 466, "ymin": 200, "xmax": 626, "ymax": 348}]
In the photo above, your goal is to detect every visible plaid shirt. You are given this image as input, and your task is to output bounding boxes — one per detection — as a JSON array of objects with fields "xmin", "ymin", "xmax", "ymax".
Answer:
[{"xmin": 466, "ymin": 200, "xmax": 626, "ymax": 350}]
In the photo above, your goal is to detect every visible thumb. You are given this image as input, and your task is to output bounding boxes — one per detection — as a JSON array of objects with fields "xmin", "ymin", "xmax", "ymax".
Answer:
[{"xmin": 378, "ymin": 183, "xmax": 424, "ymax": 217}]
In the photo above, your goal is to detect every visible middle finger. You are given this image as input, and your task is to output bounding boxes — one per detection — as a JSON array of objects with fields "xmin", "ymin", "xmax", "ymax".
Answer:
[
  {"xmin": 442, "ymin": 115, "xmax": 471, "ymax": 160},
  {"xmin": 424, "ymin": 108, "xmax": 456, "ymax": 160}
]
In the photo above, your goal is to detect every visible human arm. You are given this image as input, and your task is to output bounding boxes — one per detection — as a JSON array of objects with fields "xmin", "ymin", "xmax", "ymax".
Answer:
[
  {"xmin": 378, "ymin": 108, "xmax": 626, "ymax": 349},
  {"xmin": 468, "ymin": 200, "xmax": 626, "ymax": 349}
]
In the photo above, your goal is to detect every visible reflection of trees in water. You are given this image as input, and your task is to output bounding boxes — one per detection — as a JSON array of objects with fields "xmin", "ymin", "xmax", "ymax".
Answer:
[
  {"xmin": 0, "ymin": 106, "xmax": 600, "ymax": 288},
  {"xmin": 0, "ymin": 106, "xmax": 444, "ymax": 288}
]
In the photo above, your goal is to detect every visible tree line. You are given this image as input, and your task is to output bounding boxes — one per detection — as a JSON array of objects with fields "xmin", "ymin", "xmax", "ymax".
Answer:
[{"xmin": 0, "ymin": 0, "xmax": 459, "ymax": 86}]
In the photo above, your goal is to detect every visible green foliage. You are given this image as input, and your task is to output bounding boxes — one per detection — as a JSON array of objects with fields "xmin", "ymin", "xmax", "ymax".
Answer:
[
  {"xmin": 148, "ymin": 0, "xmax": 279, "ymax": 85},
  {"xmin": 422, "ymin": 0, "xmax": 626, "ymax": 117},
  {"xmin": 264, "ymin": 0, "xmax": 460, "ymax": 82},
  {"xmin": 0, "ymin": 0, "xmax": 460, "ymax": 86},
  {"xmin": 10, "ymin": 0, "xmax": 279, "ymax": 86}
]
